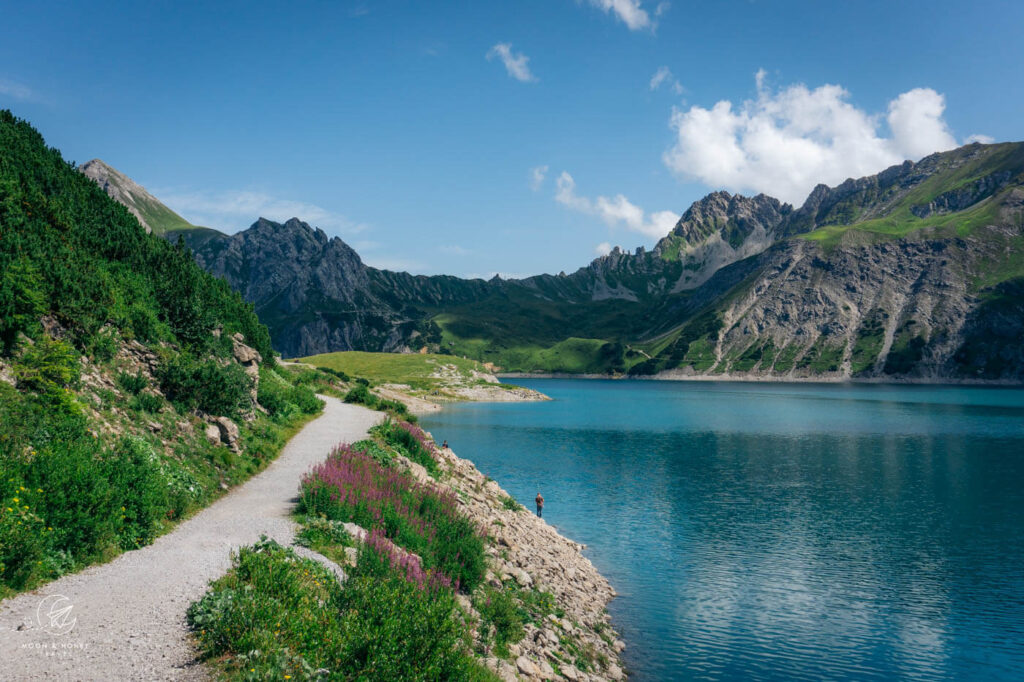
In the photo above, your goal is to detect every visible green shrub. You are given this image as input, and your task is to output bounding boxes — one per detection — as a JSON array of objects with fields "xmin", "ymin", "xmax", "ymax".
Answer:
[
  {"xmin": 377, "ymin": 397, "xmax": 417, "ymax": 422},
  {"xmin": 87, "ymin": 327, "xmax": 119, "ymax": 362},
  {"xmin": 117, "ymin": 371, "xmax": 148, "ymax": 395},
  {"xmin": 475, "ymin": 585, "xmax": 525, "ymax": 658},
  {"xmin": 370, "ymin": 419, "xmax": 438, "ymax": 476},
  {"xmin": 157, "ymin": 352, "xmax": 252, "ymax": 418},
  {"xmin": 24, "ymin": 436, "xmax": 117, "ymax": 560},
  {"xmin": 256, "ymin": 367, "xmax": 323, "ymax": 419},
  {"xmin": 317, "ymin": 366, "xmax": 350, "ymax": 382},
  {"xmin": 351, "ymin": 439, "xmax": 394, "ymax": 467},
  {"xmin": 501, "ymin": 495, "xmax": 524, "ymax": 512},
  {"xmin": 132, "ymin": 392, "xmax": 164, "ymax": 413},
  {"xmin": 0, "ymin": 259, "xmax": 45, "ymax": 353},
  {"xmin": 104, "ymin": 437, "xmax": 168, "ymax": 549},
  {"xmin": 343, "ymin": 382, "xmax": 377, "ymax": 407},
  {"xmin": 13, "ymin": 336, "xmax": 80, "ymax": 394},
  {"xmin": 187, "ymin": 539, "xmax": 495, "ymax": 681},
  {"xmin": 0, "ymin": 492, "xmax": 47, "ymax": 589}
]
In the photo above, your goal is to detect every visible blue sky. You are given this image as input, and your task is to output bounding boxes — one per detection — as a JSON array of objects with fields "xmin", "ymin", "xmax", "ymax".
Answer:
[{"xmin": 2, "ymin": 0, "xmax": 1022, "ymax": 277}]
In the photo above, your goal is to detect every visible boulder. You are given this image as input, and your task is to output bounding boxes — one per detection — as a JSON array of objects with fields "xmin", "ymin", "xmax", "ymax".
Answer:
[
  {"xmin": 231, "ymin": 333, "xmax": 262, "ymax": 406},
  {"xmin": 204, "ymin": 424, "xmax": 221, "ymax": 444},
  {"xmin": 515, "ymin": 656, "xmax": 538, "ymax": 677},
  {"xmin": 213, "ymin": 416, "xmax": 241, "ymax": 453}
]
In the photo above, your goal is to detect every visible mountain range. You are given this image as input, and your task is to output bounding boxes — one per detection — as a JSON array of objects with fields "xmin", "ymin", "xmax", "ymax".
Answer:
[{"xmin": 82, "ymin": 142, "xmax": 1024, "ymax": 382}]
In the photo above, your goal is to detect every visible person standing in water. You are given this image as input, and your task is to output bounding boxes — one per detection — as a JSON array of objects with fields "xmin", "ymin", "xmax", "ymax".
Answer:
[{"xmin": 535, "ymin": 492, "xmax": 544, "ymax": 518}]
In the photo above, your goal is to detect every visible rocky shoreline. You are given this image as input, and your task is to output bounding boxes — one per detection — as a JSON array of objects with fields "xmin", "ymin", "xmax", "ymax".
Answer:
[{"xmin": 433, "ymin": 442, "xmax": 626, "ymax": 681}]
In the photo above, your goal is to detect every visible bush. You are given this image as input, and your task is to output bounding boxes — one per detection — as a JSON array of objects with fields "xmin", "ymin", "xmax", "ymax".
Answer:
[
  {"xmin": 87, "ymin": 327, "xmax": 119, "ymax": 362},
  {"xmin": 117, "ymin": 371, "xmax": 148, "ymax": 395},
  {"xmin": 157, "ymin": 352, "xmax": 252, "ymax": 418},
  {"xmin": 0, "ymin": 259, "xmax": 46, "ymax": 353},
  {"xmin": 13, "ymin": 336, "xmax": 80, "ymax": 394},
  {"xmin": 187, "ymin": 539, "xmax": 496, "ymax": 681},
  {"xmin": 317, "ymin": 366, "xmax": 350, "ymax": 382},
  {"xmin": 104, "ymin": 437, "xmax": 168, "ymax": 549},
  {"xmin": 24, "ymin": 436, "xmax": 117, "ymax": 560},
  {"xmin": 0, "ymin": 492, "xmax": 47, "ymax": 589},
  {"xmin": 371, "ymin": 418, "xmax": 438, "ymax": 476},
  {"xmin": 351, "ymin": 439, "xmax": 394, "ymax": 467},
  {"xmin": 343, "ymin": 382, "xmax": 377, "ymax": 408},
  {"xmin": 475, "ymin": 585, "xmax": 525, "ymax": 658},
  {"xmin": 502, "ymin": 495, "xmax": 524, "ymax": 512},
  {"xmin": 132, "ymin": 392, "xmax": 164, "ymax": 413},
  {"xmin": 256, "ymin": 367, "xmax": 323, "ymax": 419}
]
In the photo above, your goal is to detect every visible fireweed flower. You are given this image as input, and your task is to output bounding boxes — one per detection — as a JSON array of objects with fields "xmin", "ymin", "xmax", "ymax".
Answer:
[{"xmin": 300, "ymin": 443, "xmax": 484, "ymax": 589}]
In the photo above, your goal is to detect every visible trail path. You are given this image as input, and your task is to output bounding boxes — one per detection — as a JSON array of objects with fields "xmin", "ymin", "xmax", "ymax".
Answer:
[{"xmin": 0, "ymin": 397, "xmax": 379, "ymax": 681}]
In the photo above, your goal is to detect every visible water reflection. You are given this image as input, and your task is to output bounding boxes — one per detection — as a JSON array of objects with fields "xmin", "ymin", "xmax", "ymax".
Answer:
[{"xmin": 422, "ymin": 381, "xmax": 1024, "ymax": 681}]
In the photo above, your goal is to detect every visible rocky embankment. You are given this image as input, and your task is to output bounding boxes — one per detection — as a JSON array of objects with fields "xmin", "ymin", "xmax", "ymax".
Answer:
[
  {"xmin": 362, "ymin": 436, "xmax": 625, "ymax": 681},
  {"xmin": 445, "ymin": 443, "xmax": 624, "ymax": 681}
]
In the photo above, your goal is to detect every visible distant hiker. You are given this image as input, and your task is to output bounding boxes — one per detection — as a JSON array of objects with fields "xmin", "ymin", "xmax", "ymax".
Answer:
[
  {"xmin": 535, "ymin": 492, "xmax": 544, "ymax": 518},
  {"xmin": 442, "ymin": 440, "xmax": 448, "ymax": 449}
]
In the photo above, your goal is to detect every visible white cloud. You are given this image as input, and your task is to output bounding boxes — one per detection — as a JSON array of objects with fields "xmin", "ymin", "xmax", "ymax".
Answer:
[
  {"xmin": 555, "ymin": 171, "xmax": 677, "ymax": 238},
  {"xmin": 487, "ymin": 43, "xmax": 536, "ymax": 83},
  {"xmin": 886, "ymin": 88, "xmax": 957, "ymax": 159},
  {"xmin": 594, "ymin": 241, "xmax": 613, "ymax": 256},
  {"xmin": 439, "ymin": 244, "xmax": 471, "ymax": 256},
  {"xmin": 663, "ymin": 73, "xmax": 964, "ymax": 205},
  {"xmin": 529, "ymin": 165, "xmax": 549, "ymax": 191},
  {"xmin": 650, "ymin": 66, "xmax": 683, "ymax": 94},
  {"xmin": 586, "ymin": 0, "xmax": 658, "ymax": 31},
  {"xmin": 964, "ymin": 133, "xmax": 995, "ymax": 145},
  {"xmin": 155, "ymin": 188, "xmax": 368, "ymax": 236},
  {"xmin": 0, "ymin": 78, "xmax": 34, "ymax": 101}
]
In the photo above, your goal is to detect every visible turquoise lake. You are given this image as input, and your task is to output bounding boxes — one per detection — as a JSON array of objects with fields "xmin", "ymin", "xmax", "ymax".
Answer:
[{"xmin": 420, "ymin": 379, "xmax": 1024, "ymax": 681}]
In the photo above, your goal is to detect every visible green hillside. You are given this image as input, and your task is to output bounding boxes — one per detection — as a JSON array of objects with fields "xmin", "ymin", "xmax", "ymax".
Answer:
[{"xmin": 0, "ymin": 111, "xmax": 335, "ymax": 595}]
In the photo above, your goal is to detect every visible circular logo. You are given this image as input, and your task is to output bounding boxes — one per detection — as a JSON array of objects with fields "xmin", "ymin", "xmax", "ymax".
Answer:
[{"xmin": 36, "ymin": 594, "xmax": 77, "ymax": 636}]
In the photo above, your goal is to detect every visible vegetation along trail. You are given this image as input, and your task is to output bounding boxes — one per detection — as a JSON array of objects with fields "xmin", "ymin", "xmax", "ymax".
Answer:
[{"xmin": 0, "ymin": 397, "xmax": 380, "ymax": 681}]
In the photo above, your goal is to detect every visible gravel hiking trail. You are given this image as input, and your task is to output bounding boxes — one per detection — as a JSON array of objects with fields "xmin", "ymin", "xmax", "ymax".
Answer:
[{"xmin": 0, "ymin": 397, "xmax": 380, "ymax": 681}]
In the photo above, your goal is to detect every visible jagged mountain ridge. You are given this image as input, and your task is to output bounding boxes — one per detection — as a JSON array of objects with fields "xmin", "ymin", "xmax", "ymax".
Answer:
[{"xmin": 84, "ymin": 142, "xmax": 1024, "ymax": 381}]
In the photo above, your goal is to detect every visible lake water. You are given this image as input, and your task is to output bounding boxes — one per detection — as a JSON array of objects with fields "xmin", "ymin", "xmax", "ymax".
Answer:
[{"xmin": 420, "ymin": 380, "xmax": 1024, "ymax": 681}]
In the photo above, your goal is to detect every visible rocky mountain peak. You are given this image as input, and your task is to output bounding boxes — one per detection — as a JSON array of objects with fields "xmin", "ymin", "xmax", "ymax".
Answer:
[
  {"xmin": 80, "ymin": 159, "xmax": 155, "ymax": 233},
  {"xmin": 655, "ymin": 191, "xmax": 790, "ymax": 257},
  {"xmin": 79, "ymin": 158, "xmax": 200, "ymax": 236}
]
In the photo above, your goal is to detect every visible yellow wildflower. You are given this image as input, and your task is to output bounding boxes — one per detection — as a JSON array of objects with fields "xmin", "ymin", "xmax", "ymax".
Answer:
[{"xmin": 12, "ymin": 498, "xmax": 18, "ymax": 503}]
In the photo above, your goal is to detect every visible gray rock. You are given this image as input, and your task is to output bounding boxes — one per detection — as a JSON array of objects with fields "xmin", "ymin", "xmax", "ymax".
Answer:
[{"xmin": 516, "ymin": 655, "xmax": 538, "ymax": 677}]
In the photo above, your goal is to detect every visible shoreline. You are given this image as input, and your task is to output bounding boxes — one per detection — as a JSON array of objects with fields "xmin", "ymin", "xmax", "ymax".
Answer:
[
  {"xmin": 379, "ymin": 382, "xmax": 552, "ymax": 415},
  {"xmin": 430, "ymin": 440, "xmax": 627, "ymax": 681},
  {"xmin": 498, "ymin": 371, "xmax": 1024, "ymax": 388}
]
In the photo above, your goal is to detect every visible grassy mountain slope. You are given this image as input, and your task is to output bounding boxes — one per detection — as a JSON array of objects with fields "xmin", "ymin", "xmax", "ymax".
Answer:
[{"xmin": 78, "ymin": 159, "xmax": 203, "ymax": 236}]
